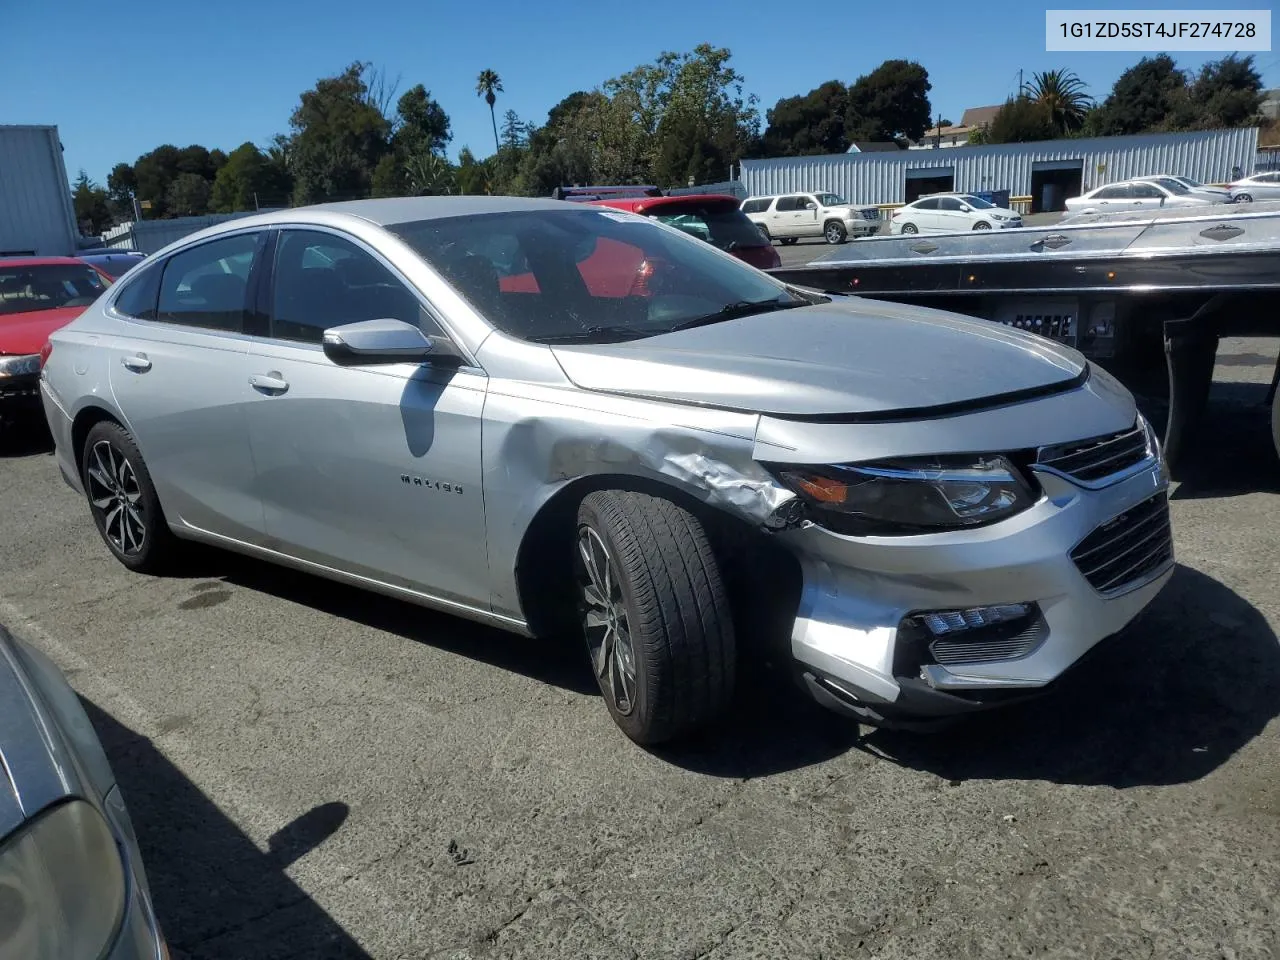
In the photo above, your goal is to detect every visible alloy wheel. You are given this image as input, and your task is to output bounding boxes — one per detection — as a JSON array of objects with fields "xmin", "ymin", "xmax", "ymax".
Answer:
[
  {"xmin": 86, "ymin": 439, "xmax": 147, "ymax": 555},
  {"xmin": 578, "ymin": 526, "xmax": 637, "ymax": 715}
]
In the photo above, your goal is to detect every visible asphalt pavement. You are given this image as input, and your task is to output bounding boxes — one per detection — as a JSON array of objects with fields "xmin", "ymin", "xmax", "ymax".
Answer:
[{"xmin": 1, "ymin": 278, "xmax": 1278, "ymax": 958}]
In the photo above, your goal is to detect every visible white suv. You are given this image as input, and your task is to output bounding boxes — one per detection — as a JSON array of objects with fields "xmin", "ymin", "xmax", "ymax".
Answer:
[{"xmin": 741, "ymin": 193, "xmax": 880, "ymax": 244}]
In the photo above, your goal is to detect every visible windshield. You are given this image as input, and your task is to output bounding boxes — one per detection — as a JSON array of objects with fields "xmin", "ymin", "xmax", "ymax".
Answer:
[
  {"xmin": 1178, "ymin": 177, "xmax": 1204, "ymax": 188},
  {"xmin": 392, "ymin": 209, "xmax": 808, "ymax": 344},
  {"xmin": 0, "ymin": 263, "xmax": 109, "ymax": 317},
  {"xmin": 650, "ymin": 204, "xmax": 770, "ymax": 252},
  {"xmin": 958, "ymin": 195, "xmax": 995, "ymax": 209},
  {"xmin": 815, "ymin": 193, "xmax": 847, "ymax": 206}
]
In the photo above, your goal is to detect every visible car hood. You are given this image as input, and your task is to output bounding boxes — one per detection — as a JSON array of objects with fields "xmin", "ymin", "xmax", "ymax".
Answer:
[
  {"xmin": 550, "ymin": 299, "xmax": 1087, "ymax": 418},
  {"xmin": 0, "ymin": 307, "xmax": 85, "ymax": 355}
]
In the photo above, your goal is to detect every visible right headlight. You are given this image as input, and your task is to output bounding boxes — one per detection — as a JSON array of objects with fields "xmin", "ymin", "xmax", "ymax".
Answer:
[
  {"xmin": 769, "ymin": 454, "xmax": 1037, "ymax": 535},
  {"xmin": 0, "ymin": 800, "xmax": 126, "ymax": 959},
  {"xmin": 0, "ymin": 355, "xmax": 41, "ymax": 378}
]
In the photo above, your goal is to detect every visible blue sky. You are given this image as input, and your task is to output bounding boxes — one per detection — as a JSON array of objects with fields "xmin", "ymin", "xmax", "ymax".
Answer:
[{"xmin": 7, "ymin": 0, "xmax": 1277, "ymax": 186}]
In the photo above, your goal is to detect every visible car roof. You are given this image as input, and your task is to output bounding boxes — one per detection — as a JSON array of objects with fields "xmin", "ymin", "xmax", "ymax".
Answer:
[
  {"xmin": 0, "ymin": 256, "xmax": 89, "ymax": 269},
  {"xmin": 588, "ymin": 194, "xmax": 740, "ymax": 213},
  {"xmin": 289, "ymin": 195, "xmax": 572, "ymax": 226}
]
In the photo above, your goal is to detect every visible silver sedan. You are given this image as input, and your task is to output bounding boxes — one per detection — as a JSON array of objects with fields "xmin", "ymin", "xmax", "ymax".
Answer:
[
  {"xmin": 40, "ymin": 197, "xmax": 1172, "ymax": 744},
  {"xmin": 0, "ymin": 624, "xmax": 166, "ymax": 958}
]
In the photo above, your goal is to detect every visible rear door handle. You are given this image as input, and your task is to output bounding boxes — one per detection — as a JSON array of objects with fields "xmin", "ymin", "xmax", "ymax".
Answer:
[
  {"xmin": 121, "ymin": 354, "xmax": 152, "ymax": 373},
  {"xmin": 248, "ymin": 373, "xmax": 289, "ymax": 395}
]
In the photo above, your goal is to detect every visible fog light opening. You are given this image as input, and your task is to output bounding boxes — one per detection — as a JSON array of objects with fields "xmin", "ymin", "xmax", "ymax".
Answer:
[{"xmin": 921, "ymin": 603, "xmax": 1032, "ymax": 636}]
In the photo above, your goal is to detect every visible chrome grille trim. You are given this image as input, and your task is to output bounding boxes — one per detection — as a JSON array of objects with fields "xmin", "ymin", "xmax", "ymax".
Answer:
[
  {"xmin": 1071, "ymin": 493, "xmax": 1174, "ymax": 597},
  {"xmin": 1036, "ymin": 423, "xmax": 1153, "ymax": 488}
]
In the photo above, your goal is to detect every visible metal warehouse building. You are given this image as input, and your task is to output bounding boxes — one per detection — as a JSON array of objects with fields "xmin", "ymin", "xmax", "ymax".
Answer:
[{"xmin": 739, "ymin": 127, "xmax": 1260, "ymax": 213}]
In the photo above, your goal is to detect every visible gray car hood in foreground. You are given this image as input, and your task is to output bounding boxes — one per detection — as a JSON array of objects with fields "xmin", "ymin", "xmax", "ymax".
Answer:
[{"xmin": 550, "ymin": 299, "xmax": 1086, "ymax": 418}]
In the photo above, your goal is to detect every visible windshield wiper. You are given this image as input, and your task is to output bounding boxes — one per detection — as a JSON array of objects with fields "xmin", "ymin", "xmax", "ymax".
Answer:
[
  {"xmin": 666, "ymin": 297, "xmax": 806, "ymax": 333},
  {"xmin": 533, "ymin": 325, "xmax": 647, "ymax": 344}
]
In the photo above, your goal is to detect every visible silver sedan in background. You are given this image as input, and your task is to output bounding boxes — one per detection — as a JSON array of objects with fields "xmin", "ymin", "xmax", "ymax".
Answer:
[
  {"xmin": 41, "ymin": 197, "xmax": 1172, "ymax": 744},
  {"xmin": 0, "ymin": 624, "xmax": 166, "ymax": 959}
]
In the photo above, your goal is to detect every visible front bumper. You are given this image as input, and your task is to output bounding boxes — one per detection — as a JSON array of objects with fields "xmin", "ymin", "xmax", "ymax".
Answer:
[
  {"xmin": 784, "ymin": 457, "xmax": 1172, "ymax": 720},
  {"xmin": 842, "ymin": 217, "xmax": 879, "ymax": 237}
]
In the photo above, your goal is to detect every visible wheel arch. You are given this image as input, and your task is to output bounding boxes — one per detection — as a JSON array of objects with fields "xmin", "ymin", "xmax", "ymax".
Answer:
[
  {"xmin": 512, "ymin": 471, "xmax": 802, "ymax": 647},
  {"xmin": 71, "ymin": 404, "xmax": 126, "ymax": 467}
]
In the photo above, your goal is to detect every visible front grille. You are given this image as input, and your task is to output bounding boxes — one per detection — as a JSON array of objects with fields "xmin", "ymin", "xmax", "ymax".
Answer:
[
  {"xmin": 1037, "ymin": 424, "xmax": 1150, "ymax": 483},
  {"xmin": 1071, "ymin": 493, "xmax": 1173, "ymax": 595},
  {"xmin": 860, "ymin": 207, "xmax": 880, "ymax": 220},
  {"xmin": 930, "ymin": 616, "xmax": 1048, "ymax": 665}
]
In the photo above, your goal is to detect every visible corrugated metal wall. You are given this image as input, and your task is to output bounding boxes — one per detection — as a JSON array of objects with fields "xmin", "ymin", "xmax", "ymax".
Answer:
[
  {"xmin": 740, "ymin": 128, "xmax": 1260, "ymax": 204},
  {"xmin": 0, "ymin": 125, "xmax": 78, "ymax": 256},
  {"xmin": 101, "ymin": 212, "xmax": 265, "ymax": 254}
]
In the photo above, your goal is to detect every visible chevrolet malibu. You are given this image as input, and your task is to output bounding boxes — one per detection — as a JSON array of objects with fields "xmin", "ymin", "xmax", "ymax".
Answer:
[{"xmin": 40, "ymin": 197, "xmax": 1173, "ymax": 744}]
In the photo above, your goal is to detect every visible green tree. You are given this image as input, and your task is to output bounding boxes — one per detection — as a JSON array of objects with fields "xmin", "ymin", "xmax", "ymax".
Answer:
[
  {"xmin": 607, "ymin": 44, "xmax": 759, "ymax": 188},
  {"xmin": 210, "ymin": 142, "xmax": 293, "ymax": 212},
  {"xmin": 393, "ymin": 84, "xmax": 452, "ymax": 156},
  {"xmin": 762, "ymin": 80, "xmax": 851, "ymax": 156},
  {"xmin": 455, "ymin": 147, "xmax": 489, "ymax": 195},
  {"xmin": 1085, "ymin": 55, "xmax": 1190, "ymax": 136},
  {"xmin": 1191, "ymin": 54, "xmax": 1263, "ymax": 127},
  {"xmin": 987, "ymin": 96, "xmax": 1056, "ymax": 144},
  {"xmin": 500, "ymin": 109, "xmax": 528, "ymax": 149},
  {"xmin": 476, "ymin": 69, "xmax": 503, "ymax": 153},
  {"xmin": 72, "ymin": 171, "xmax": 113, "ymax": 235},
  {"xmin": 105, "ymin": 162, "xmax": 137, "ymax": 218},
  {"xmin": 165, "ymin": 173, "xmax": 211, "ymax": 216},
  {"xmin": 1025, "ymin": 69, "xmax": 1092, "ymax": 136},
  {"xmin": 286, "ymin": 62, "xmax": 392, "ymax": 205},
  {"xmin": 845, "ymin": 60, "xmax": 932, "ymax": 142}
]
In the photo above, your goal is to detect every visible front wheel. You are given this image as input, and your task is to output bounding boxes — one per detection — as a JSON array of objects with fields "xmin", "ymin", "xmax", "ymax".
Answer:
[
  {"xmin": 81, "ymin": 421, "xmax": 179, "ymax": 573},
  {"xmin": 900, "ymin": 222, "xmax": 918, "ymax": 235},
  {"xmin": 823, "ymin": 220, "xmax": 848, "ymax": 244},
  {"xmin": 575, "ymin": 491, "xmax": 735, "ymax": 745},
  {"xmin": 757, "ymin": 224, "xmax": 771, "ymax": 242},
  {"xmin": 973, "ymin": 221, "xmax": 992, "ymax": 230},
  {"xmin": 1236, "ymin": 193, "xmax": 1253, "ymax": 203}
]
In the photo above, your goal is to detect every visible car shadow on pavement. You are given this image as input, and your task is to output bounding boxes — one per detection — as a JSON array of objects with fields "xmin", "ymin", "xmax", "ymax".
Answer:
[
  {"xmin": 81, "ymin": 697, "xmax": 372, "ymax": 960},
  {"xmin": 1169, "ymin": 383, "xmax": 1279, "ymax": 500},
  {"xmin": 0, "ymin": 423, "xmax": 53, "ymax": 458},
  {"xmin": 183, "ymin": 551, "xmax": 601, "ymax": 698},
  {"xmin": 858, "ymin": 563, "xmax": 1280, "ymax": 788}
]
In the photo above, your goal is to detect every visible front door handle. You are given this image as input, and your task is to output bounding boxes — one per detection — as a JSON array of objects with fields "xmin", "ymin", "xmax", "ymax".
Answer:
[
  {"xmin": 121, "ymin": 354, "xmax": 152, "ymax": 373},
  {"xmin": 248, "ymin": 373, "xmax": 289, "ymax": 395}
]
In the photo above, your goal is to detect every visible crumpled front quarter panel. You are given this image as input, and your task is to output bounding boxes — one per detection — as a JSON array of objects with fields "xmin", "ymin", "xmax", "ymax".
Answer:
[{"xmin": 480, "ymin": 378, "xmax": 785, "ymax": 620}]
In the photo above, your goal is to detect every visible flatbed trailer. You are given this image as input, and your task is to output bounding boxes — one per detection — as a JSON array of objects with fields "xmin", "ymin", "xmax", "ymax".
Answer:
[{"xmin": 769, "ymin": 201, "xmax": 1280, "ymax": 473}]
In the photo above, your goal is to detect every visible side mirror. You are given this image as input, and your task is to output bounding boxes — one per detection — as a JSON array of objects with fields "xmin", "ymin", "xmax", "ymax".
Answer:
[
  {"xmin": 803, "ymin": 202, "xmax": 817, "ymax": 210},
  {"xmin": 959, "ymin": 205, "xmax": 972, "ymax": 213},
  {"xmin": 322, "ymin": 318, "xmax": 456, "ymax": 366}
]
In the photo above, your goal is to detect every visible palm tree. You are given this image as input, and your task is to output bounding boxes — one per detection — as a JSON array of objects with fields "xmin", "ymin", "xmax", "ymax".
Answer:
[
  {"xmin": 476, "ymin": 69, "xmax": 504, "ymax": 153},
  {"xmin": 1025, "ymin": 69, "xmax": 1093, "ymax": 136}
]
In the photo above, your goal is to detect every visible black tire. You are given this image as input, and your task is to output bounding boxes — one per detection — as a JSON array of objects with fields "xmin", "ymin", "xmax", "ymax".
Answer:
[
  {"xmin": 973, "ymin": 221, "xmax": 992, "ymax": 230},
  {"xmin": 80, "ymin": 420, "xmax": 179, "ymax": 573},
  {"xmin": 575, "ymin": 490, "xmax": 735, "ymax": 745},
  {"xmin": 900, "ymin": 222, "xmax": 918, "ymax": 234},
  {"xmin": 781, "ymin": 237, "xmax": 799, "ymax": 245},
  {"xmin": 757, "ymin": 224, "xmax": 771, "ymax": 242},
  {"xmin": 823, "ymin": 220, "xmax": 848, "ymax": 244},
  {"xmin": 1272, "ymin": 383, "xmax": 1280, "ymax": 465},
  {"xmin": 1236, "ymin": 192, "xmax": 1253, "ymax": 203}
]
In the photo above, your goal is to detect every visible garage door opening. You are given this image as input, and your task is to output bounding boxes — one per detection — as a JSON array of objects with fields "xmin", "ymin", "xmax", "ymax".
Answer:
[
  {"xmin": 905, "ymin": 167, "xmax": 954, "ymax": 203},
  {"xmin": 1030, "ymin": 160, "xmax": 1083, "ymax": 213}
]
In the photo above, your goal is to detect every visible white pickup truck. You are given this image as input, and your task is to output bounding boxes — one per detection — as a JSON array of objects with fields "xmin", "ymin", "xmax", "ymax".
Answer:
[{"xmin": 741, "ymin": 192, "xmax": 880, "ymax": 244}]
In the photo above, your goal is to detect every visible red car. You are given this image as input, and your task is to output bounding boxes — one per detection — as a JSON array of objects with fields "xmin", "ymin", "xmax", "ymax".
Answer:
[
  {"xmin": 585, "ymin": 194, "xmax": 782, "ymax": 270},
  {"xmin": 0, "ymin": 256, "xmax": 112, "ymax": 429}
]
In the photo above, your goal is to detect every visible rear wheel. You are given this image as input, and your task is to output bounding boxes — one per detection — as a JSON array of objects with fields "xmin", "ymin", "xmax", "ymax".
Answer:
[
  {"xmin": 823, "ymin": 220, "xmax": 848, "ymax": 244},
  {"xmin": 575, "ymin": 491, "xmax": 735, "ymax": 745},
  {"xmin": 1272, "ymin": 381, "xmax": 1280, "ymax": 464},
  {"xmin": 757, "ymin": 224, "xmax": 771, "ymax": 243},
  {"xmin": 80, "ymin": 421, "xmax": 178, "ymax": 573},
  {"xmin": 781, "ymin": 237, "xmax": 799, "ymax": 245},
  {"xmin": 900, "ymin": 222, "xmax": 918, "ymax": 235}
]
